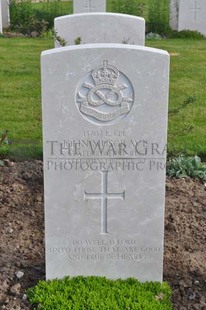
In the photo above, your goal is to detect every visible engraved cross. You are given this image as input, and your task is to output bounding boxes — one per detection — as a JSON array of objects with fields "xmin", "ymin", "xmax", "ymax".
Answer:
[
  {"xmin": 84, "ymin": 171, "xmax": 125, "ymax": 235},
  {"xmin": 84, "ymin": 0, "xmax": 95, "ymax": 12},
  {"xmin": 190, "ymin": 1, "xmax": 201, "ymax": 21}
]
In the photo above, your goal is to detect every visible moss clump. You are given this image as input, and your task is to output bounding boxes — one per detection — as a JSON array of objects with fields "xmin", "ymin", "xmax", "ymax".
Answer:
[{"xmin": 27, "ymin": 276, "xmax": 172, "ymax": 310}]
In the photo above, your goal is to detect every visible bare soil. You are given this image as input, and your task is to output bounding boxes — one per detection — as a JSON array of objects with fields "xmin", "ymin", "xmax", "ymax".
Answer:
[{"xmin": 0, "ymin": 161, "xmax": 206, "ymax": 310}]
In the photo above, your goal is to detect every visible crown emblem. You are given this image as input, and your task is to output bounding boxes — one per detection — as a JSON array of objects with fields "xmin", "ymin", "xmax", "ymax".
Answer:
[
  {"xmin": 76, "ymin": 60, "xmax": 134, "ymax": 124},
  {"xmin": 91, "ymin": 60, "xmax": 119, "ymax": 85}
]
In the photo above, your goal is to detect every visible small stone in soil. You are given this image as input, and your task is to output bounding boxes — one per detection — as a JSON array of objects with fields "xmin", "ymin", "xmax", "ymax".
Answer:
[
  {"xmin": 10, "ymin": 283, "xmax": 21, "ymax": 295},
  {"xmin": 188, "ymin": 291, "xmax": 196, "ymax": 300},
  {"xmin": 8, "ymin": 228, "xmax": 14, "ymax": 233},
  {"xmin": 15, "ymin": 271, "xmax": 24, "ymax": 279},
  {"xmin": 3, "ymin": 159, "xmax": 15, "ymax": 167}
]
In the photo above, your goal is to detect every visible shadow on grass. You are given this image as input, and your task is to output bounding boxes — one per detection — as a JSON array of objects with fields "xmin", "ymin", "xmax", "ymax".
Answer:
[{"xmin": 0, "ymin": 140, "xmax": 43, "ymax": 161}]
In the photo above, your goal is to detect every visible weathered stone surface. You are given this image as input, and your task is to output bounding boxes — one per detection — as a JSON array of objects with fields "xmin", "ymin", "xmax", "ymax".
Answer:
[
  {"xmin": 54, "ymin": 13, "xmax": 145, "ymax": 47},
  {"xmin": 41, "ymin": 43, "xmax": 169, "ymax": 282}
]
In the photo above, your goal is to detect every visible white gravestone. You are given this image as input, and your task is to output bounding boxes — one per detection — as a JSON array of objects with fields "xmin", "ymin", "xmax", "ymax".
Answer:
[
  {"xmin": 178, "ymin": 0, "xmax": 206, "ymax": 36},
  {"xmin": 169, "ymin": 0, "xmax": 179, "ymax": 30},
  {"xmin": 170, "ymin": 0, "xmax": 206, "ymax": 36},
  {"xmin": 73, "ymin": 0, "xmax": 106, "ymax": 14},
  {"xmin": 41, "ymin": 43, "xmax": 170, "ymax": 282},
  {"xmin": 0, "ymin": 2, "xmax": 2, "ymax": 34},
  {"xmin": 54, "ymin": 13, "xmax": 145, "ymax": 47},
  {"xmin": 1, "ymin": 0, "xmax": 10, "ymax": 29}
]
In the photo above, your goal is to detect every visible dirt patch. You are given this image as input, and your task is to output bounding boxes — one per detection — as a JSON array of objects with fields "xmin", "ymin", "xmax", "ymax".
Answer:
[
  {"xmin": 0, "ymin": 161, "xmax": 206, "ymax": 309},
  {"xmin": 169, "ymin": 53, "xmax": 179, "ymax": 57}
]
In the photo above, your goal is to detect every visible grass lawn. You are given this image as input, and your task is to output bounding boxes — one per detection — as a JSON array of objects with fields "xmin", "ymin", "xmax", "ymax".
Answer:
[
  {"xmin": 0, "ymin": 37, "xmax": 206, "ymax": 160},
  {"xmin": 147, "ymin": 39, "xmax": 206, "ymax": 158},
  {"xmin": 0, "ymin": 37, "xmax": 53, "ymax": 159}
]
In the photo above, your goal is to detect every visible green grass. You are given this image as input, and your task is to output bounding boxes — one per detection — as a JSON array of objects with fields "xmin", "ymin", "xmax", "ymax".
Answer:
[
  {"xmin": 0, "ymin": 37, "xmax": 206, "ymax": 160},
  {"xmin": 147, "ymin": 39, "xmax": 206, "ymax": 158},
  {"xmin": 0, "ymin": 37, "xmax": 53, "ymax": 159},
  {"xmin": 27, "ymin": 276, "xmax": 172, "ymax": 310}
]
